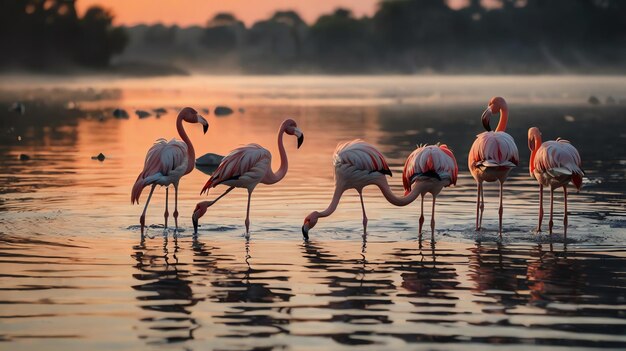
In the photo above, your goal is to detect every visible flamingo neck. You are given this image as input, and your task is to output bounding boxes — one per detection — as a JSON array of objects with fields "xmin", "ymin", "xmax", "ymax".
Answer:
[
  {"xmin": 177, "ymin": 116, "xmax": 195, "ymax": 175},
  {"xmin": 262, "ymin": 123, "xmax": 288, "ymax": 185},
  {"xmin": 374, "ymin": 177, "xmax": 423, "ymax": 207},
  {"xmin": 495, "ymin": 106, "xmax": 509, "ymax": 132},
  {"xmin": 529, "ymin": 133, "xmax": 542, "ymax": 176},
  {"xmin": 318, "ymin": 186, "xmax": 346, "ymax": 218}
]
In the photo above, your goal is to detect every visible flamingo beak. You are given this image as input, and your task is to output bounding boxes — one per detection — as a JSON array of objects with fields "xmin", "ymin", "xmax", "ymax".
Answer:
[
  {"xmin": 481, "ymin": 108, "xmax": 492, "ymax": 132},
  {"xmin": 198, "ymin": 115, "xmax": 209, "ymax": 134},
  {"xmin": 192, "ymin": 214, "xmax": 199, "ymax": 233},
  {"xmin": 302, "ymin": 223, "xmax": 310, "ymax": 240},
  {"xmin": 294, "ymin": 128, "xmax": 304, "ymax": 149}
]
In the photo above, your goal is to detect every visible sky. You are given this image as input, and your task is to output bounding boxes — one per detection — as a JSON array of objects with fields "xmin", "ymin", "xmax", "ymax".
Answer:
[{"xmin": 76, "ymin": 0, "xmax": 382, "ymax": 27}]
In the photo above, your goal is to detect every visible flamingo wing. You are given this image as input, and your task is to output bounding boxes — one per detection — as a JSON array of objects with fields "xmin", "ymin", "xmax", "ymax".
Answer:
[
  {"xmin": 131, "ymin": 138, "xmax": 188, "ymax": 204},
  {"xmin": 333, "ymin": 139, "xmax": 392, "ymax": 176},
  {"xmin": 201, "ymin": 144, "xmax": 271, "ymax": 194},
  {"xmin": 468, "ymin": 131, "xmax": 519, "ymax": 169},
  {"xmin": 403, "ymin": 144, "xmax": 458, "ymax": 193},
  {"xmin": 534, "ymin": 139, "xmax": 584, "ymax": 190}
]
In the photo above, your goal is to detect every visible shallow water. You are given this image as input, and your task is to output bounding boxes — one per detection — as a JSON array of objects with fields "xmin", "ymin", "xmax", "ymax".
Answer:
[{"xmin": 0, "ymin": 75, "xmax": 625, "ymax": 350}]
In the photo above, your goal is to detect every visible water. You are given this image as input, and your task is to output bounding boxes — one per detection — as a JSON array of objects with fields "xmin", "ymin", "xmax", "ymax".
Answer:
[{"xmin": 0, "ymin": 75, "xmax": 625, "ymax": 350}]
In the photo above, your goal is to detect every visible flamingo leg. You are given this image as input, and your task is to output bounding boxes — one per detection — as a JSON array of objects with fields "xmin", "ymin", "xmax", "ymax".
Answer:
[
  {"xmin": 563, "ymin": 185, "xmax": 568, "ymax": 240},
  {"xmin": 358, "ymin": 190, "xmax": 368, "ymax": 235},
  {"xmin": 244, "ymin": 189, "xmax": 252, "ymax": 236},
  {"xmin": 536, "ymin": 184, "xmax": 543, "ymax": 233},
  {"xmin": 173, "ymin": 183, "xmax": 179, "ymax": 230},
  {"xmin": 498, "ymin": 181, "xmax": 504, "ymax": 240},
  {"xmin": 418, "ymin": 194, "xmax": 425, "ymax": 236},
  {"xmin": 430, "ymin": 195, "xmax": 436, "ymax": 241},
  {"xmin": 548, "ymin": 187, "xmax": 554, "ymax": 235},
  {"xmin": 479, "ymin": 183, "xmax": 485, "ymax": 229},
  {"xmin": 140, "ymin": 184, "xmax": 157, "ymax": 233},
  {"xmin": 475, "ymin": 183, "xmax": 481, "ymax": 231},
  {"xmin": 164, "ymin": 187, "xmax": 169, "ymax": 228}
]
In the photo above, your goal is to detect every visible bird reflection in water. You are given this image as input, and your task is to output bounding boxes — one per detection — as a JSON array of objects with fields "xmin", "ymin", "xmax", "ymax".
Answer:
[{"xmin": 131, "ymin": 234, "xmax": 203, "ymax": 344}]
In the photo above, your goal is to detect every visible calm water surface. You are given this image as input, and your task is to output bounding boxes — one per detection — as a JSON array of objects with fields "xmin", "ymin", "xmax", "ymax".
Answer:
[{"xmin": 0, "ymin": 76, "xmax": 625, "ymax": 350}]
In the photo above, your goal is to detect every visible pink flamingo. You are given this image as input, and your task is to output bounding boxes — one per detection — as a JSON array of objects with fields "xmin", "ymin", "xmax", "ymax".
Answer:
[
  {"xmin": 468, "ymin": 97, "xmax": 519, "ymax": 238},
  {"xmin": 528, "ymin": 127, "xmax": 583, "ymax": 237},
  {"xmin": 192, "ymin": 119, "xmax": 304, "ymax": 235},
  {"xmin": 131, "ymin": 107, "xmax": 208, "ymax": 232},
  {"xmin": 301, "ymin": 139, "xmax": 428, "ymax": 239},
  {"xmin": 403, "ymin": 144, "xmax": 458, "ymax": 238}
]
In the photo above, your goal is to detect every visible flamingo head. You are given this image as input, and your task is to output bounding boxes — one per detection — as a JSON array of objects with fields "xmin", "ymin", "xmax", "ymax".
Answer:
[
  {"xmin": 301, "ymin": 211, "xmax": 320, "ymax": 240},
  {"xmin": 192, "ymin": 201, "xmax": 210, "ymax": 233},
  {"xmin": 481, "ymin": 97, "xmax": 507, "ymax": 131},
  {"xmin": 180, "ymin": 107, "xmax": 209, "ymax": 134},
  {"xmin": 282, "ymin": 119, "xmax": 304, "ymax": 149},
  {"xmin": 528, "ymin": 127, "xmax": 542, "ymax": 151}
]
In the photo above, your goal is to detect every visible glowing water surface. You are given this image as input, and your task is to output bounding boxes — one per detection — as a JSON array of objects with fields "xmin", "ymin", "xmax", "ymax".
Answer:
[{"xmin": 0, "ymin": 75, "xmax": 625, "ymax": 350}]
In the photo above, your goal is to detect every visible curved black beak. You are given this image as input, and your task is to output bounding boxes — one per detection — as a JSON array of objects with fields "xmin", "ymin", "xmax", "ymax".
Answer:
[
  {"xmin": 192, "ymin": 216, "xmax": 199, "ymax": 234},
  {"xmin": 198, "ymin": 115, "xmax": 209, "ymax": 134},
  {"xmin": 481, "ymin": 108, "xmax": 492, "ymax": 132},
  {"xmin": 301, "ymin": 225, "xmax": 309, "ymax": 240},
  {"xmin": 297, "ymin": 134, "xmax": 304, "ymax": 149}
]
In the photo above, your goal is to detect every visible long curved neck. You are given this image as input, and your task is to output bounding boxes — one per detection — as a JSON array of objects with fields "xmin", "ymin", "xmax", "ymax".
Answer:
[
  {"xmin": 529, "ymin": 133, "xmax": 542, "ymax": 176},
  {"xmin": 373, "ymin": 177, "xmax": 423, "ymax": 207},
  {"xmin": 495, "ymin": 105, "xmax": 509, "ymax": 132},
  {"xmin": 262, "ymin": 124, "xmax": 288, "ymax": 185},
  {"xmin": 177, "ymin": 116, "xmax": 195, "ymax": 175},
  {"xmin": 319, "ymin": 186, "xmax": 346, "ymax": 218}
]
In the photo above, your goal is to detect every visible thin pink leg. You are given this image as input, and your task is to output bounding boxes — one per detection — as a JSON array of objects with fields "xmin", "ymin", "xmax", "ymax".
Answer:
[
  {"xmin": 536, "ymin": 184, "xmax": 543, "ymax": 233},
  {"xmin": 498, "ymin": 181, "xmax": 504, "ymax": 240},
  {"xmin": 419, "ymin": 194, "xmax": 425, "ymax": 235},
  {"xmin": 359, "ymin": 190, "xmax": 368, "ymax": 235},
  {"xmin": 479, "ymin": 183, "xmax": 485, "ymax": 229},
  {"xmin": 563, "ymin": 185, "xmax": 568, "ymax": 240},
  {"xmin": 173, "ymin": 183, "xmax": 179, "ymax": 230},
  {"xmin": 164, "ymin": 187, "xmax": 169, "ymax": 228},
  {"xmin": 548, "ymin": 187, "xmax": 554, "ymax": 235},
  {"xmin": 475, "ymin": 183, "xmax": 481, "ymax": 231},
  {"xmin": 430, "ymin": 195, "xmax": 436, "ymax": 241},
  {"xmin": 244, "ymin": 189, "xmax": 252, "ymax": 236},
  {"xmin": 140, "ymin": 184, "xmax": 156, "ymax": 234}
]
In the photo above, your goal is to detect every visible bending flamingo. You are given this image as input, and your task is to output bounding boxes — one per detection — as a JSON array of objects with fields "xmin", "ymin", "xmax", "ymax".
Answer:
[
  {"xmin": 468, "ymin": 97, "xmax": 519, "ymax": 238},
  {"xmin": 192, "ymin": 119, "xmax": 304, "ymax": 235},
  {"xmin": 403, "ymin": 144, "xmax": 458, "ymax": 238},
  {"xmin": 528, "ymin": 127, "xmax": 583, "ymax": 237},
  {"xmin": 302, "ymin": 140, "xmax": 427, "ymax": 239},
  {"xmin": 131, "ymin": 107, "xmax": 208, "ymax": 232}
]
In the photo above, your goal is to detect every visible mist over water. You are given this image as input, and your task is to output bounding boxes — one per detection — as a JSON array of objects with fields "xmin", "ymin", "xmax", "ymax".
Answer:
[{"xmin": 0, "ymin": 75, "xmax": 625, "ymax": 350}]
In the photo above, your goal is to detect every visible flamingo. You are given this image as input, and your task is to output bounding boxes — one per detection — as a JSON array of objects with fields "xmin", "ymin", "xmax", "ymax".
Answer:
[
  {"xmin": 528, "ymin": 127, "xmax": 583, "ymax": 237},
  {"xmin": 192, "ymin": 119, "xmax": 304, "ymax": 235},
  {"xmin": 301, "ymin": 140, "xmax": 428, "ymax": 240},
  {"xmin": 131, "ymin": 107, "xmax": 208, "ymax": 233},
  {"xmin": 403, "ymin": 144, "xmax": 458, "ymax": 239},
  {"xmin": 468, "ymin": 97, "xmax": 519, "ymax": 238}
]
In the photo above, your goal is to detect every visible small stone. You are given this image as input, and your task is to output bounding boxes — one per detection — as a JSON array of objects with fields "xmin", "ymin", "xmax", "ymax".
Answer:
[
  {"xmin": 91, "ymin": 153, "xmax": 105, "ymax": 161},
  {"xmin": 214, "ymin": 106, "xmax": 234, "ymax": 116},
  {"xmin": 19, "ymin": 154, "xmax": 30, "ymax": 161},
  {"xmin": 588, "ymin": 96, "xmax": 601, "ymax": 105}
]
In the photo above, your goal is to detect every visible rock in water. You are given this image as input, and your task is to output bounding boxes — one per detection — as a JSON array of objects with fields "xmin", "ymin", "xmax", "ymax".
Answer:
[
  {"xmin": 91, "ymin": 153, "xmax": 106, "ymax": 161},
  {"xmin": 153, "ymin": 108, "xmax": 167, "ymax": 114},
  {"xmin": 238, "ymin": 107, "xmax": 245, "ymax": 113},
  {"xmin": 214, "ymin": 106, "xmax": 233, "ymax": 116},
  {"xmin": 113, "ymin": 108, "xmax": 129, "ymax": 119},
  {"xmin": 19, "ymin": 154, "xmax": 30, "ymax": 161},
  {"xmin": 588, "ymin": 96, "xmax": 601, "ymax": 105},
  {"xmin": 196, "ymin": 153, "xmax": 224, "ymax": 166},
  {"xmin": 606, "ymin": 96, "xmax": 616, "ymax": 104},
  {"xmin": 136, "ymin": 110, "xmax": 151, "ymax": 118}
]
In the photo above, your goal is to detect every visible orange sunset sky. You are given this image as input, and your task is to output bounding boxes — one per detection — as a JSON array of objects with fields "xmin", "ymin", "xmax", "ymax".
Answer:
[{"xmin": 76, "ymin": 0, "xmax": 474, "ymax": 27}]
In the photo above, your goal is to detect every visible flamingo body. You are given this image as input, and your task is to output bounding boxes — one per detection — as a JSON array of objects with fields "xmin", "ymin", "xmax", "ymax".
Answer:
[
  {"xmin": 201, "ymin": 144, "xmax": 271, "ymax": 193},
  {"xmin": 403, "ymin": 144, "xmax": 458, "ymax": 237},
  {"xmin": 528, "ymin": 127, "xmax": 583, "ymax": 236},
  {"xmin": 468, "ymin": 97, "xmax": 518, "ymax": 237},
  {"xmin": 193, "ymin": 119, "xmax": 304, "ymax": 235},
  {"xmin": 131, "ymin": 107, "xmax": 208, "ymax": 233}
]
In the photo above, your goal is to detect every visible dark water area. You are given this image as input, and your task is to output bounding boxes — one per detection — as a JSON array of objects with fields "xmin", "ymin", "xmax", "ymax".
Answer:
[{"xmin": 0, "ymin": 76, "xmax": 625, "ymax": 350}]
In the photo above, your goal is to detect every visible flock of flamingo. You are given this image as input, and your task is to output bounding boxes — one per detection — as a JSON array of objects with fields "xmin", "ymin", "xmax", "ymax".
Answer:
[{"xmin": 131, "ymin": 97, "xmax": 584, "ymax": 240}]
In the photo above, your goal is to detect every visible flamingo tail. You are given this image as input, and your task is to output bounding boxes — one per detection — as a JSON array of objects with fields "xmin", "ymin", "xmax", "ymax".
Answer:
[
  {"xmin": 200, "ymin": 179, "xmax": 213, "ymax": 195},
  {"xmin": 131, "ymin": 177, "xmax": 145, "ymax": 204}
]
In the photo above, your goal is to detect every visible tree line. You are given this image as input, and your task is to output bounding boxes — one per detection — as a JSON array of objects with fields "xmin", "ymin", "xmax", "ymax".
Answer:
[{"xmin": 2, "ymin": 0, "xmax": 625, "ymax": 74}]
